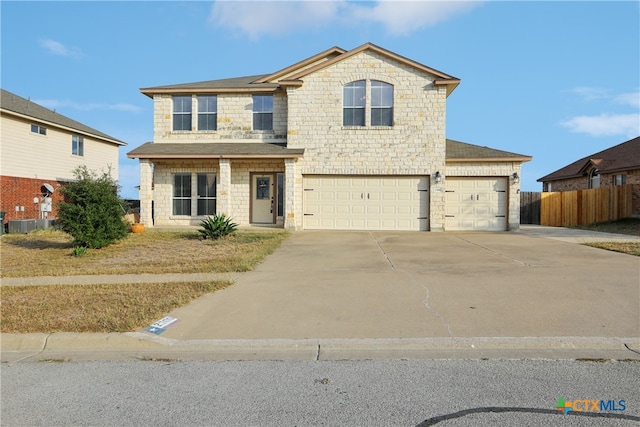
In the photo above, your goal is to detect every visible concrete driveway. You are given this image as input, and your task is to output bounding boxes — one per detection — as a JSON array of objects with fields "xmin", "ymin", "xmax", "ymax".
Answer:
[{"xmin": 160, "ymin": 229, "xmax": 639, "ymax": 341}]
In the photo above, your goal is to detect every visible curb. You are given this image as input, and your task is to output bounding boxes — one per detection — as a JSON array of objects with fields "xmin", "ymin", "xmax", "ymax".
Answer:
[{"xmin": 2, "ymin": 333, "xmax": 639, "ymax": 362}]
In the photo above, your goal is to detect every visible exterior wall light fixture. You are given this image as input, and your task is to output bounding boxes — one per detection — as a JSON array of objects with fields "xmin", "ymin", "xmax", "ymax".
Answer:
[
  {"xmin": 434, "ymin": 171, "xmax": 442, "ymax": 183},
  {"xmin": 511, "ymin": 172, "xmax": 519, "ymax": 183}
]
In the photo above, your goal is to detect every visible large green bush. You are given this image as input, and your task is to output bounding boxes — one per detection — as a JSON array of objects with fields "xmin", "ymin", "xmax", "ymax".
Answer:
[{"xmin": 57, "ymin": 166, "xmax": 129, "ymax": 249}]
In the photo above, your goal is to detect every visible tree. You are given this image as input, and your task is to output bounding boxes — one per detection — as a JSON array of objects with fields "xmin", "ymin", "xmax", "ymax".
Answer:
[{"xmin": 57, "ymin": 166, "xmax": 129, "ymax": 249}]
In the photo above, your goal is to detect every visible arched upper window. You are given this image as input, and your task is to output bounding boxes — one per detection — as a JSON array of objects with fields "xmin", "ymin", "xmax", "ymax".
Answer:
[
  {"xmin": 589, "ymin": 168, "xmax": 600, "ymax": 189},
  {"xmin": 371, "ymin": 81, "xmax": 393, "ymax": 126},
  {"xmin": 343, "ymin": 80, "xmax": 365, "ymax": 126}
]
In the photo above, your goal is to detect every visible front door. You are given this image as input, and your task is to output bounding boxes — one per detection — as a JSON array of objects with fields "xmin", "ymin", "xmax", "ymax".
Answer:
[{"xmin": 252, "ymin": 174, "xmax": 275, "ymax": 224}]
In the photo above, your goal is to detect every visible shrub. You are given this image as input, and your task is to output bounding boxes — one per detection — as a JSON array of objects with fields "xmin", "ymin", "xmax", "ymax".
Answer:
[
  {"xmin": 57, "ymin": 166, "xmax": 129, "ymax": 249},
  {"xmin": 198, "ymin": 214, "xmax": 238, "ymax": 240},
  {"xmin": 71, "ymin": 246, "xmax": 88, "ymax": 257}
]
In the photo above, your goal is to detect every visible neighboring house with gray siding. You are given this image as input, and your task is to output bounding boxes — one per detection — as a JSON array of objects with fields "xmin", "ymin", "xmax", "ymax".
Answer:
[
  {"xmin": 0, "ymin": 88, "xmax": 126, "ymax": 225},
  {"xmin": 128, "ymin": 43, "xmax": 531, "ymax": 231}
]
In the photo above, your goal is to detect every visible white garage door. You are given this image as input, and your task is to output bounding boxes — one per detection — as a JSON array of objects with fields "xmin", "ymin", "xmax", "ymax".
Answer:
[
  {"xmin": 445, "ymin": 177, "xmax": 508, "ymax": 231},
  {"xmin": 303, "ymin": 175, "xmax": 429, "ymax": 230}
]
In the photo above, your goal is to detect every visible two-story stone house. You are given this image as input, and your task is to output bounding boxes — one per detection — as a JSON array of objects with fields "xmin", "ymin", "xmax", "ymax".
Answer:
[{"xmin": 128, "ymin": 43, "xmax": 531, "ymax": 231}]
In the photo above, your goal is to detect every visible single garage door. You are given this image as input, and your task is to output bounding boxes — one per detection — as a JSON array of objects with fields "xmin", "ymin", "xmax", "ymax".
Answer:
[
  {"xmin": 303, "ymin": 175, "xmax": 429, "ymax": 230},
  {"xmin": 445, "ymin": 177, "xmax": 508, "ymax": 231}
]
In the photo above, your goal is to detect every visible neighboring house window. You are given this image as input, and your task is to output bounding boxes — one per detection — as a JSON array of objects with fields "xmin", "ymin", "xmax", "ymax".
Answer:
[
  {"xmin": 589, "ymin": 168, "xmax": 600, "ymax": 189},
  {"xmin": 31, "ymin": 124, "xmax": 47, "ymax": 135},
  {"xmin": 197, "ymin": 173, "xmax": 216, "ymax": 216},
  {"xmin": 253, "ymin": 95, "xmax": 273, "ymax": 130},
  {"xmin": 72, "ymin": 135, "xmax": 84, "ymax": 156},
  {"xmin": 343, "ymin": 80, "xmax": 365, "ymax": 126},
  {"xmin": 173, "ymin": 174, "xmax": 192, "ymax": 216},
  {"xmin": 613, "ymin": 174, "xmax": 626, "ymax": 186},
  {"xmin": 173, "ymin": 96, "xmax": 192, "ymax": 131},
  {"xmin": 197, "ymin": 95, "xmax": 217, "ymax": 131},
  {"xmin": 371, "ymin": 81, "xmax": 393, "ymax": 126}
]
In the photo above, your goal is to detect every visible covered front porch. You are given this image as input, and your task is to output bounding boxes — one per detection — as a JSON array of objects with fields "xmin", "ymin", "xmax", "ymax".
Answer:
[{"xmin": 127, "ymin": 143, "xmax": 304, "ymax": 230}]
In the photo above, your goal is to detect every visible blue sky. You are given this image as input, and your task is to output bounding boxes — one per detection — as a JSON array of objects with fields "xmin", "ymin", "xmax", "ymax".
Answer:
[{"xmin": 2, "ymin": 1, "xmax": 639, "ymax": 199}]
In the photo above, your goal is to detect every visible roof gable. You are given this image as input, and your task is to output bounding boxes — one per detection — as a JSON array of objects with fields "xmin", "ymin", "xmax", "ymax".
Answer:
[
  {"xmin": 538, "ymin": 136, "xmax": 640, "ymax": 182},
  {"xmin": 1, "ymin": 89, "xmax": 125, "ymax": 146},
  {"xmin": 254, "ymin": 46, "xmax": 347, "ymax": 83},
  {"xmin": 279, "ymin": 43, "xmax": 461, "ymax": 96}
]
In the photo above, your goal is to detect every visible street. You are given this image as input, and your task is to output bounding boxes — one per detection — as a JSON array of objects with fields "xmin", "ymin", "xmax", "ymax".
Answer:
[{"xmin": 2, "ymin": 359, "xmax": 638, "ymax": 426}]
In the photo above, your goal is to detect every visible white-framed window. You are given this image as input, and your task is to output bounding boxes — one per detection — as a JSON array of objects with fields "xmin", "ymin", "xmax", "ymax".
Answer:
[
  {"xmin": 173, "ymin": 174, "xmax": 192, "ymax": 216},
  {"xmin": 72, "ymin": 135, "xmax": 84, "ymax": 156},
  {"xmin": 343, "ymin": 80, "xmax": 365, "ymax": 126},
  {"xmin": 197, "ymin": 173, "xmax": 216, "ymax": 216},
  {"xmin": 613, "ymin": 174, "xmax": 626, "ymax": 186},
  {"xmin": 197, "ymin": 95, "xmax": 217, "ymax": 131},
  {"xmin": 173, "ymin": 96, "xmax": 192, "ymax": 131},
  {"xmin": 252, "ymin": 95, "xmax": 273, "ymax": 130},
  {"xmin": 589, "ymin": 168, "xmax": 600, "ymax": 189},
  {"xmin": 31, "ymin": 124, "xmax": 47, "ymax": 135},
  {"xmin": 371, "ymin": 80, "xmax": 393, "ymax": 126}
]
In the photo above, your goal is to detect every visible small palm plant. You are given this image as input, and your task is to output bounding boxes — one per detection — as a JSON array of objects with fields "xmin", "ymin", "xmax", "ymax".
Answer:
[{"xmin": 198, "ymin": 213, "xmax": 238, "ymax": 240}]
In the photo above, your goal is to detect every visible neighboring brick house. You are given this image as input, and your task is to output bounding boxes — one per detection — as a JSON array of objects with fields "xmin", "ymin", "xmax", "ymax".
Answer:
[
  {"xmin": 128, "ymin": 43, "xmax": 531, "ymax": 231},
  {"xmin": 537, "ymin": 136, "xmax": 640, "ymax": 215},
  {"xmin": 1, "ymin": 89, "xmax": 126, "ymax": 226}
]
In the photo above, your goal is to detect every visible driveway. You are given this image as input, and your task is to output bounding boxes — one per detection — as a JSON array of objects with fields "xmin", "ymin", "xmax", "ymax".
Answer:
[{"xmin": 160, "ymin": 230, "xmax": 639, "ymax": 341}]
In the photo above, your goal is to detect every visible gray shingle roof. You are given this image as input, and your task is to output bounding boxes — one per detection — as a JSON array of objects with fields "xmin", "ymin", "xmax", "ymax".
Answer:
[
  {"xmin": 1, "ymin": 89, "xmax": 125, "ymax": 145},
  {"xmin": 127, "ymin": 142, "xmax": 304, "ymax": 159},
  {"xmin": 140, "ymin": 75, "xmax": 278, "ymax": 97},
  {"xmin": 538, "ymin": 136, "xmax": 640, "ymax": 182},
  {"xmin": 446, "ymin": 139, "xmax": 531, "ymax": 161}
]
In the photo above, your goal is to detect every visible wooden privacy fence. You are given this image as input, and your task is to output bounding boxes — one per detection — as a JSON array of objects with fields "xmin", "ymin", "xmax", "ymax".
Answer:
[
  {"xmin": 539, "ymin": 185, "xmax": 633, "ymax": 227},
  {"xmin": 520, "ymin": 192, "xmax": 541, "ymax": 224}
]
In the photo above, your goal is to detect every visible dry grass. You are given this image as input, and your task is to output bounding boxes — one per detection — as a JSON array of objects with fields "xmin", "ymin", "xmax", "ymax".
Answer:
[
  {"xmin": 1, "ymin": 281, "xmax": 232, "ymax": 333},
  {"xmin": 583, "ymin": 242, "xmax": 640, "ymax": 257},
  {"xmin": 0, "ymin": 229, "xmax": 289, "ymax": 277},
  {"xmin": 572, "ymin": 218, "xmax": 640, "ymax": 236}
]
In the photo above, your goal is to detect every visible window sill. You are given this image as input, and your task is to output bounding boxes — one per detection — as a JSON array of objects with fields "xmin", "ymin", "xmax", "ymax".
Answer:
[{"xmin": 341, "ymin": 126, "xmax": 394, "ymax": 130}]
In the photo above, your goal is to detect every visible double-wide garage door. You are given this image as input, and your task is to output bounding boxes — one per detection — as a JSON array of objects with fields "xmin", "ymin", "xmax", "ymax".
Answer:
[
  {"xmin": 303, "ymin": 175, "xmax": 429, "ymax": 231},
  {"xmin": 445, "ymin": 177, "xmax": 508, "ymax": 231}
]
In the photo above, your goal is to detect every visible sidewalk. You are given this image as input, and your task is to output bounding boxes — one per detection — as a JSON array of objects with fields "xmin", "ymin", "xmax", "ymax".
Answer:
[{"xmin": 2, "ymin": 226, "xmax": 639, "ymax": 362}]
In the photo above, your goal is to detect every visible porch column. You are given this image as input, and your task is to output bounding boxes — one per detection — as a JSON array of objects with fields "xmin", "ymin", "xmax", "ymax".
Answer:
[
  {"xmin": 284, "ymin": 158, "xmax": 299, "ymax": 230},
  {"xmin": 139, "ymin": 159, "xmax": 153, "ymax": 227},
  {"xmin": 218, "ymin": 158, "xmax": 231, "ymax": 216}
]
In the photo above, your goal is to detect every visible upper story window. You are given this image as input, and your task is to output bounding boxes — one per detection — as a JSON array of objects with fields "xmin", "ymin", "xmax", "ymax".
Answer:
[
  {"xmin": 253, "ymin": 95, "xmax": 273, "ymax": 131},
  {"xmin": 31, "ymin": 124, "xmax": 47, "ymax": 135},
  {"xmin": 343, "ymin": 80, "xmax": 365, "ymax": 126},
  {"xmin": 589, "ymin": 168, "xmax": 600, "ymax": 189},
  {"xmin": 72, "ymin": 135, "xmax": 84, "ymax": 156},
  {"xmin": 173, "ymin": 96, "xmax": 192, "ymax": 131},
  {"xmin": 371, "ymin": 81, "xmax": 394, "ymax": 126},
  {"xmin": 197, "ymin": 95, "xmax": 217, "ymax": 131}
]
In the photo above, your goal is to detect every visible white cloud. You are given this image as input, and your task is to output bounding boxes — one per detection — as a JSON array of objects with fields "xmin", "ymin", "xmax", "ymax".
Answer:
[
  {"xmin": 34, "ymin": 99, "xmax": 143, "ymax": 114},
  {"xmin": 349, "ymin": 1, "xmax": 481, "ymax": 36},
  {"xmin": 570, "ymin": 86, "xmax": 609, "ymax": 101},
  {"xmin": 209, "ymin": 1, "xmax": 481, "ymax": 38},
  {"xmin": 210, "ymin": 1, "xmax": 341, "ymax": 39},
  {"xmin": 615, "ymin": 91, "xmax": 640, "ymax": 108},
  {"xmin": 561, "ymin": 113, "xmax": 640, "ymax": 138},
  {"xmin": 39, "ymin": 38, "xmax": 85, "ymax": 58}
]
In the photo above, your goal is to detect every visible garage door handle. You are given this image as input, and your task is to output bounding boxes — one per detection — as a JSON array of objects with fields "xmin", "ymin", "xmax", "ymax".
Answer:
[
  {"xmin": 361, "ymin": 193, "xmax": 364, "ymax": 199},
  {"xmin": 367, "ymin": 193, "xmax": 370, "ymax": 199}
]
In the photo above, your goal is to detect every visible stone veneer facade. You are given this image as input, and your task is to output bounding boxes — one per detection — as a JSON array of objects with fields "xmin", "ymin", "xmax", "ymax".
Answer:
[{"xmin": 137, "ymin": 47, "xmax": 526, "ymax": 230}]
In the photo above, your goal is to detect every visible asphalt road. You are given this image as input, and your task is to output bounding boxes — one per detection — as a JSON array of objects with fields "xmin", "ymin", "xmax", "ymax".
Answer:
[{"xmin": 2, "ymin": 359, "xmax": 639, "ymax": 426}]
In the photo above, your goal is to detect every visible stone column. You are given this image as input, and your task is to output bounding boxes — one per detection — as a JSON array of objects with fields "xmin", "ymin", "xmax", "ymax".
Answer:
[
  {"xmin": 139, "ymin": 159, "xmax": 153, "ymax": 227},
  {"xmin": 284, "ymin": 158, "xmax": 298, "ymax": 230},
  {"xmin": 218, "ymin": 158, "xmax": 231, "ymax": 216}
]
